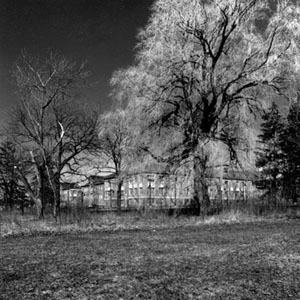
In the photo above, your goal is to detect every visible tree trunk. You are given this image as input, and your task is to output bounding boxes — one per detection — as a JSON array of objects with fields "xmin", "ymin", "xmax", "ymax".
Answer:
[
  {"xmin": 16, "ymin": 163, "xmax": 44, "ymax": 219},
  {"xmin": 20, "ymin": 200, "xmax": 24, "ymax": 215},
  {"xmin": 8, "ymin": 182, "xmax": 15, "ymax": 210},
  {"xmin": 290, "ymin": 165, "xmax": 298, "ymax": 205},
  {"xmin": 192, "ymin": 154, "xmax": 210, "ymax": 216},
  {"xmin": 36, "ymin": 197, "xmax": 43, "ymax": 219},
  {"xmin": 24, "ymin": 186, "xmax": 42, "ymax": 218},
  {"xmin": 29, "ymin": 152, "xmax": 47, "ymax": 218},
  {"xmin": 4, "ymin": 193, "xmax": 8, "ymax": 210},
  {"xmin": 116, "ymin": 178, "xmax": 123, "ymax": 215},
  {"xmin": 52, "ymin": 175, "xmax": 61, "ymax": 219},
  {"xmin": 54, "ymin": 183, "xmax": 61, "ymax": 219},
  {"xmin": 39, "ymin": 172, "xmax": 47, "ymax": 218}
]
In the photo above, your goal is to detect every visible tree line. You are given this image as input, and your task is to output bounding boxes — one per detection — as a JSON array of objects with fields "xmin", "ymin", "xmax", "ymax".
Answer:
[
  {"xmin": 256, "ymin": 98, "xmax": 300, "ymax": 208},
  {"xmin": 1, "ymin": 0, "xmax": 300, "ymax": 217}
]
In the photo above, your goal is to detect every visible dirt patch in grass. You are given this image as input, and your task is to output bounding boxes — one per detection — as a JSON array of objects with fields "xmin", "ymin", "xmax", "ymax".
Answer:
[{"xmin": 1, "ymin": 220, "xmax": 300, "ymax": 300}]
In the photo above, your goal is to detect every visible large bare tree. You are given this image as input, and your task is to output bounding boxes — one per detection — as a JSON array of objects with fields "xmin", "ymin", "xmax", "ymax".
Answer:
[
  {"xmin": 111, "ymin": 0, "xmax": 300, "ymax": 215},
  {"xmin": 10, "ymin": 51, "xmax": 98, "ymax": 218}
]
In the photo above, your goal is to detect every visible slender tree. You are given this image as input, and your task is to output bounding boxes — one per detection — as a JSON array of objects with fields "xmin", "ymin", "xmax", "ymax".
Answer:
[
  {"xmin": 255, "ymin": 102, "xmax": 284, "ymax": 208},
  {"xmin": 97, "ymin": 109, "xmax": 133, "ymax": 214},
  {"xmin": 111, "ymin": 0, "xmax": 300, "ymax": 215}
]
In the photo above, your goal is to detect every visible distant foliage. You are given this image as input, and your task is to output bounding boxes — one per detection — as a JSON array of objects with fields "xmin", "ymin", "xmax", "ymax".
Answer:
[
  {"xmin": 281, "ymin": 98, "xmax": 300, "ymax": 203},
  {"xmin": 0, "ymin": 141, "xmax": 28, "ymax": 210},
  {"xmin": 97, "ymin": 109, "xmax": 134, "ymax": 213},
  {"xmin": 255, "ymin": 102, "xmax": 284, "ymax": 203},
  {"xmin": 256, "ymin": 96, "xmax": 300, "ymax": 205}
]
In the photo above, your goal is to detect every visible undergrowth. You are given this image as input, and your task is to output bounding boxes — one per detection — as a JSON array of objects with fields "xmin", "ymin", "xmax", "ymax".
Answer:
[{"xmin": 0, "ymin": 207, "xmax": 285, "ymax": 238}]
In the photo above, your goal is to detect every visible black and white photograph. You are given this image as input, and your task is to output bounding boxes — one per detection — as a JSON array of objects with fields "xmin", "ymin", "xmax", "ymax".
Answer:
[{"xmin": 1, "ymin": 0, "xmax": 300, "ymax": 299}]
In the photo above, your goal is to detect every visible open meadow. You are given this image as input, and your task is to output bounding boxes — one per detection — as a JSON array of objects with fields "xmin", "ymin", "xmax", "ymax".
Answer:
[{"xmin": 1, "ymin": 218, "xmax": 300, "ymax": 300}]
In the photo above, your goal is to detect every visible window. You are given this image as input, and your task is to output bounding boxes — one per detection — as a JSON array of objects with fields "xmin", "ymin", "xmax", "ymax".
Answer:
[
  {"xmin": 223, "ymin": 181, "xmax": 228, "ymax": 200},
  {"xmin": 128, "ymin": 182, "xmax": 133, "ymax": 197},
  {"xmin": 159, "ymin": 184, "xmax": 164, "ymax": 196},
  {"xmin": 129, "ymin": 188, "xmax": 133, "ymax": 197},
  {"xmin": 241, "ymin": 182, "xmax": 246, "ymax": 191},
  {"xmin": 186, "ymin": 186, "xmax": 190, "ymax": 196},
  {"xmin": 139, "ymin": 183, "xmax": 143, "ymax": 196},
  {"xmin": 147, "ymin": 174, "xmax": 155, "ymax": 181},
  {"xmin": 148, "ymin": 182, "xmax": 155, "ymax": 197}
]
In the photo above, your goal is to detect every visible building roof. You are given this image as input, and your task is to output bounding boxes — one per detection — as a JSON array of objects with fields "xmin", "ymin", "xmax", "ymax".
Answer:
[
  {"xmin": 61, "ymin": 182, "xmax": 80, "ymax": 190},
  {"xmin": 127, "ymin": 158, "xmax": 168, "ymax": 175},
  {"xmin": 85, "ymin": 174, "xmax": 116, "ymax": 186},
  {"xmin": 221, "ymin": 169, "xmax": 258, "ymax": 181}
]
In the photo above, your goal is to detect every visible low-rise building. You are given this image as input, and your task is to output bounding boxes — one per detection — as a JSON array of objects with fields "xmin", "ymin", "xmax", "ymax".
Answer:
[{"xmin": 60, "ymin": 166, "xmax": 257, "ymax": 211}]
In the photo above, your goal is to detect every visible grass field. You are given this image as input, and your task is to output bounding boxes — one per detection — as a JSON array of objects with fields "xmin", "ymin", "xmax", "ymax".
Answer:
[{"xmin": 1, "ymin": 219, "xmax": 300, "ymax": 300}]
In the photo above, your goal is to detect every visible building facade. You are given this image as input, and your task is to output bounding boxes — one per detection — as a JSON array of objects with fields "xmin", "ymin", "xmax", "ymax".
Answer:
[{"xmin": 60, "ymin": 168, "xmax": 256, "ymax": 210}]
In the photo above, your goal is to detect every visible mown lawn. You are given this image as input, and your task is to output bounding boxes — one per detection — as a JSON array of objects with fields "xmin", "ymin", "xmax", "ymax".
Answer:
[{"xmin": 1, "ymin": 220, "xmax": 300, "ymax": 300}]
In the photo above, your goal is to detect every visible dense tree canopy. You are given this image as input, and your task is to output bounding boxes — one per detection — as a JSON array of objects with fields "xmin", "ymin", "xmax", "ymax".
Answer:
[
  {"xmin": 281, "ymin": 98, "xmax": 300, "ymax": 204},
  {"xmin": 111, "ymin": 0, "xmax": 300, "ymax": 215},
  {"xmin": 255, "ymin": 102, "xmax": 284, "ymax": 205},
  {"xmin": 0, "ymin": 140, "xmax": 28, "ymax": 211}
]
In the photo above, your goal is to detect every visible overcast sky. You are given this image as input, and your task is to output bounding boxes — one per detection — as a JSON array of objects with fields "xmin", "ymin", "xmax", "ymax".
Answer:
[{"xmin": 0, "ymin": 0, "xmax": 154, "ymax": 125}]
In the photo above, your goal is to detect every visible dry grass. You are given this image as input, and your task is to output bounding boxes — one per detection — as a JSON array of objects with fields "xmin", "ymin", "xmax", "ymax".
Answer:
[
  {"xmin": 1, "ymin": 219, "xmax": 300, "ymax": 299},
  {"xmin": 0, "ymin": 208, "xmax": 269, "ymax": 238}
]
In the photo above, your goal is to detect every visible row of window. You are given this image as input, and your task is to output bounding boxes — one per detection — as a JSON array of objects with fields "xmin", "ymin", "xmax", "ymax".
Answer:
[{"xmin": 62, "ymin": 178, "xmax": 251, "ymax": 204}]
